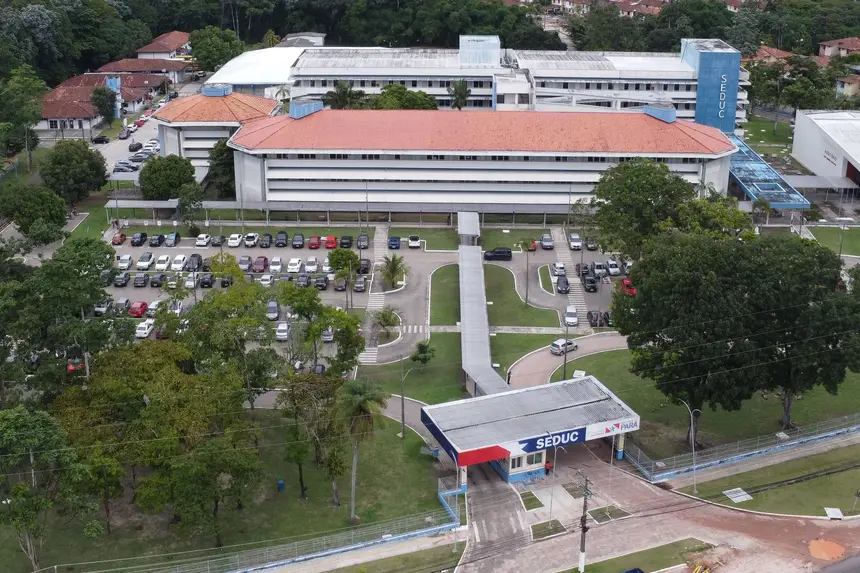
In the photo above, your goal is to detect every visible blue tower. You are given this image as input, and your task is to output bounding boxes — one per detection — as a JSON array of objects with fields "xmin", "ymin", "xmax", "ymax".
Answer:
[{"xmin": 680, "ymin": 39, "xmax": 741, "ymax": 133}]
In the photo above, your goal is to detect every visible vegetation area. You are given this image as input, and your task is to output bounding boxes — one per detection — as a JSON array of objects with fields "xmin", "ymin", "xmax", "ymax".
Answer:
[
  {"xmin": 480, "ymin": 229, "xmax": 546, "ymax": 251},
  {"xmin": 430, "ymin": 264, "xmax": 460, "ymax": 325},
  {"xmin": 558, "ymin": 538, "xmax": 712, "ymax": 573},
  {"xmin": 328, "ymin": 544, "xmax": 464, "ymax": 573},
  {"xmin": 490, "ymin": 334, "xmax": 560, "ymax": 375},
  {"xmin": 538, "ymin": 265, "xmax": 553, "ymax": 294},
  {"xmin": 588, "ymin": 505, "xmax": 631, "ymax": 524},
  {"xmin": 520, "ymin": 491, "xmax": 544, "ymax": 511},
  {"xmin": 681, "ymin": 443, "xmax": 860, "ymax": 516},
  {"xmin": 484, "ymin": 264, "xmax": 559, "ymax": 327},
  {"xmin": 811, "ymin": 226, "xmax": 860, "ymax": 257},
  {"xmin": 391, "ymin": 228, "xmax": 459, "ymax": 251},
  {"xmin": 743, "ymin": 115, "xmax": 794, "ymax": 146},
  {"xmin": 530, "ymin": 519, "xmax": 565, "ymax": 541}
]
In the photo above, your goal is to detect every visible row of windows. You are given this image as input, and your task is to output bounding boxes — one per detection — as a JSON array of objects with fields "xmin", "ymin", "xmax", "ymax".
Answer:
[
  {"xmin": 537, "ymin": 81, "xmax": 696, "ymax": 92},
  {"xmin": 273, "ymin": 177, "xmax": 695, "ymax": 184},
  {"xmin": 295, "ymin": 78, "xmax": 488, "ymax": 89},
  {"xmin": 267, "ymin": 153, "xmax": 703, "ymax": 164},
  {"xmin": 510, "ymin": 451, "xmax": 543, "ymax": 470},
  {"xmin": 48, "ymin": 119, "xmax": 85, "ymax": 129}
]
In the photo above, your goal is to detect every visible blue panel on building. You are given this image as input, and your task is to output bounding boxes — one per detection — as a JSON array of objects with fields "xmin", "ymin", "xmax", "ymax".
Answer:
[
  {"xmin": 680, "ymin": 39, "xmax": 741, "ymax": 133},
  {"xmin": 420, "ymin": 409, "xmax": 460, "ymax": 465}
]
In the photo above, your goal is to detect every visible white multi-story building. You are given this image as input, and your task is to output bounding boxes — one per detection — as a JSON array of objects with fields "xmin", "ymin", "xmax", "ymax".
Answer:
[{"xmin": 225, "ymin": 103, "xmax": 736, "ymax": 216}]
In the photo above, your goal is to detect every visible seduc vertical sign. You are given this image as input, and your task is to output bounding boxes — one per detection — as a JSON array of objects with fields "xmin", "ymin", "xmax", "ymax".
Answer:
[{"xmin": 718, "ymin": 73, "xmax": 728, "ymax": 119}]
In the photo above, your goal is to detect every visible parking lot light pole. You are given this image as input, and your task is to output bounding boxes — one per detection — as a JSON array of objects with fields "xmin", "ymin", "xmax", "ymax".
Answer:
[
  {"xmin": 545, "ymin": 431, "xmax": 565, "ymax": 522},
  {"xmin": 679, "ymin": 399, "xmax": 702, "ymax": 494},
  {"xmin": 562, "ymin": 323, "xmax": 569, "ymax": 379}
]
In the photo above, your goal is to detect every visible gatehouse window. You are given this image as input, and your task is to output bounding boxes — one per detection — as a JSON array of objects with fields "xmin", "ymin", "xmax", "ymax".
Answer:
[
  {"xmin": 526, "ymin": 452, "xmax": 543, "ymax": 466},
  {"xmin": 510, "ymin": 456, "xmax": 523, "ymax": 470}
]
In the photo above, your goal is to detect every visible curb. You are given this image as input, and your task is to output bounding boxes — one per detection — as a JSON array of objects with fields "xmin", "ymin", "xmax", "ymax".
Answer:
[
  {"xmin": 376, "ymin": 311, "xmax": 404, "ymax": 349},
  {"xmin": 381, "ymin": 281, "xmax": 407, "ymax": 295},
  {"xmin": 668, "ymin": 487, "xmax": 860, "ymax": 522},
  {"xmin": 506, "ymin": 332, "xmax": 627, "ymax": 382},
  {"xmin": 537, "ymin": 264, "xmax": 556, "ymax": 297}
]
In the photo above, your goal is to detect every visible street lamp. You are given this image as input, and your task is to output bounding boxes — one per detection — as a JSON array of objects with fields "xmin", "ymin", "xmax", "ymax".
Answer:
[
  {"xmin": 679, "ymin": 399, "xmax": 702, "ymax": 494},
  {"xmin": 545, "ymin": 431, "xmax": 566, "ymax": 522},
  {"xmin": 839, "ymin": 223, "xmax": 849, "ymax": 260}
]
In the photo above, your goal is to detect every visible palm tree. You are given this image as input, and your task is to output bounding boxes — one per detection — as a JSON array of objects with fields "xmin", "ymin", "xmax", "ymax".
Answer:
[
  {"xmin": 380, "ymin": 253, "xmax": 409, "ymax": 289},
  {"xmin": 517, "ymin": 238, "xmax": 532, "ymax": 305},
  {"xmin": 275, "ymin": 84, "xmax": 291, "ymax": 111},
  {"xmin": 262, "ymin": 29, "xmax": 280, "ymax": 48},
  {"xmin": 448, "ymin": 79, "xmax": 471, "ymax": 110},
  {"xmin": 323, "ymin": 81, "xmax": 366, "ymax": 110},
  {"xmin": 341, "ymin": 380, "xmax": 389, "ymax": 524},
  {"xmin": 374, "ymin": 306, "xmax": 399, "ymax": 340}
]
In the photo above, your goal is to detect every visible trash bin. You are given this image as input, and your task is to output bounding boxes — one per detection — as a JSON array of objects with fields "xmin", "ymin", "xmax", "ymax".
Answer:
[{"xmin": 277, "ymin": 479, "xmax": 284, "ymax": 492}]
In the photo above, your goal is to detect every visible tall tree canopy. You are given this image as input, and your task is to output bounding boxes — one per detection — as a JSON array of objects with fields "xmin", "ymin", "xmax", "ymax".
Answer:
[
  {"xmin": 189, "ymin": 26, "xmax": 245, "ymax": 72},
  {"xmin": 40, "ymin": 140, "xmax": 107, "ymax": 204},
  {"xmin": 139, "ymin": 155, "xmax": 196, "ymax": 200}
]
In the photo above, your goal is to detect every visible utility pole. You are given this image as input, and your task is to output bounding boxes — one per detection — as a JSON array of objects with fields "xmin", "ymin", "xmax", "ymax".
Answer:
[
  {"xmin": 562, "ymin": 322, "xmax": 569, "ymax": 379},
  {"xmin": 578, "ymin": 473, "xmax": 592, "ymax": 573}
]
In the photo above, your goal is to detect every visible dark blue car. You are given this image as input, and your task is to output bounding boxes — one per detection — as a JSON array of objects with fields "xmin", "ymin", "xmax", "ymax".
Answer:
[{"xmin": 388, "ymin": 236, "xmax": 401, "ymax": 249}]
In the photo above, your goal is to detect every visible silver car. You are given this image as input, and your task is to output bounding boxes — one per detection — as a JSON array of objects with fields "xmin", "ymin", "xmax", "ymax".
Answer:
[
  {"xmin": 606, "ymin": 259, "xmax": 621, "ymax": 277},
  {"xmin": 266, "ymin": 300, "xmax": 280, "ymax": 321},
  {"xmin": 568, "ymin": 233, "xmax": 582, "ymax": 250},
  {"xmin": 540, "ymin": 234, "xmax": 554, "ymax": 250}
]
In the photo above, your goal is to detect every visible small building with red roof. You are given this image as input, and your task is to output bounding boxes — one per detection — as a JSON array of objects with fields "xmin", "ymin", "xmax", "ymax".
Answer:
[
  {"xmin": 98, "ymin": 58, "xmax": 189, "ymax": 84},
  {"xmin": 136, "ymin": 31, "xmax": 191, "ymax": 60},
  {"xmin": 819, "ymin": 37, "xmax": 860, "ymax": 58}
]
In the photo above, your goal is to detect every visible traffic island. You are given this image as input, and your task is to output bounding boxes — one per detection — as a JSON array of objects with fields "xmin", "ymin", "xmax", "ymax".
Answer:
[
  {"xmin": 531, "ymin": 519, "xmax": 566, "ymax": 541},
  {"xmin": 520, "ymin": 491, "xmax": 544, "ymax": 511},
  {"xmin": 588, "ymin": 505, "xmax": 630, "ymax": 524}
]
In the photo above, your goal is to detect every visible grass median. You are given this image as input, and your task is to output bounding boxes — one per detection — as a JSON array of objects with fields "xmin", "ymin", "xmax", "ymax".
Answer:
[
  {"xmin": 484, "ymin": 264, "xmax": 559, "ymax": 327},
  {"xmin": 391, "ymin": 228, "xmax": 458, "ymax": 250},
  {"xmin": 538, "ymin": 264, "xmax": 553, "ymax": 294},
  {"xmin": 811, "ymin": 226, "xmax": 860, "ymax": 256},
  {"xmin": 480, "ymin": 228, "xmax": 548, "ymax": 251},
  {"xmin": 490, "ymin": 334, "xmax": 560, "ymax": 375},
  {"xmin": 558, "ymin": 538, "xmax": 711, "ymax": 573},
  {"xmin": 328, "ymin": 544, "xmax": 464, "ymax": 573},
  {"xmin": 430, "ymin": 264, "xmax": 459, "ymax": 325}
]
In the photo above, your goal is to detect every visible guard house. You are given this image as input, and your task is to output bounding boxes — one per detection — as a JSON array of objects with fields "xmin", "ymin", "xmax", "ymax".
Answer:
[{"xmin": 421, "ymin": 376, "xmax": 640, "ymax": 484}]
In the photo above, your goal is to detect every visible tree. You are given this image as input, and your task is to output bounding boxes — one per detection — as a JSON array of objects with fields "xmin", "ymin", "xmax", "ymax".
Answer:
[
  {"xmin": 566, "ymin": 2, "xmax": 645, "ymax": 51},
  {"xmin": 749, "ymin": 61, "xmax": 788, "ymax": 133},
  {"xmin": 0, "ymin": 183, "xmax": 67, "ymax": 244},
  {"xmin": 340, "ymin": 381, "xmax": 389, "ymax": 524},
  {"xmin": 329, "ymin": 247, "xmax": 360, "ymax": 308},
  {"xmin": 372, "ymin": 84, "xmax": 437, "ymax": 110},
  {"xmin": 447, "ymin": 80, "xmax": 470, "ymax": 110},
  {"xmin": 91, "ymin": 86, "xmax": 117, "ymax": 127},
  {"xmin": 40, "ymin": 140, "xmax": 107, "ymax": 204},
  {"xmin": 591, "ymin": 159, "xmax": 696, "ymax": 260},
  {"xmin": 189, "ymin": 26, "xmax": 245, "ymax": 72},
  {"xmin": 676, "ymin": 192, "xmax": 755, "ymax": 241},
  {"xmin": 0, "ymin": 65, "xmax": 47, "ymax": 170},
  {"xmin": 323, "ymin": 81, "xmax": 366, "ymax": 109},
  {"xmin": 81, "ymin": 446, "xmax": 125, "ymax": 534},
  {"xmin": 380, "ymin": 253, "xmax": 408, "ymax": 289},
  {"xmin": 410, "ymin": 340, "xmax": 435, "ymax": 368},
  {"xmin": 139, "ymin": 155, "xmax": 196, "ymax": 200},
  {"xmin": 725, "ymin": 2, "xmax": 761, "ymax": 57},
  {"xmin": 0, "ymin": 407, "xmax": 99, "ymax": 570},
  {"xmin": 208, "ymin": 139, "xmax": 236, "ymax": 199},
  {"xmin": 374, "ymin": 306, "xmax": 399, "ymax": 338},
  {"xmin": 262, "ymin": 28, "xmax": 280, "ymax": 47},
  {"xmin": 275, "ymin": 84, "xmax": 291, "ymax": 110},
  {"xmin": 177, "ymin": 181, "xmax": 204, "ymax": 228}
]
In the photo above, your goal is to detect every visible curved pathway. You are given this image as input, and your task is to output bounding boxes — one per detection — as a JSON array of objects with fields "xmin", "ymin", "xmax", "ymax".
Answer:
[{"xmin": 507, "ymin": 331, "xmax": 627, "ymax": 389}]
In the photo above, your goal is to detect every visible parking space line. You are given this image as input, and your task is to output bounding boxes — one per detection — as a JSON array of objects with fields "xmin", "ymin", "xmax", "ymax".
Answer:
[{"xmin": 552, "ymin": 228, "xmax": 587, "ymax": 324}]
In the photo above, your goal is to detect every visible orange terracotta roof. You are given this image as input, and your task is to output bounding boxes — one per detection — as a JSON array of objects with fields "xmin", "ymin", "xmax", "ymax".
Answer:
[
  {"xmin": 98, "ymin": 59, "xmax": 186, "ymax": 73},
  {"xmin": 58, "ymin": 72, "xmax": 169, "ymax": 89},
  {"xmin": 230, "ymin": 110, "xmax": 735, "ymax": 156},
  {"xmin": 154, "ymin": 92, "xmax": 278, "ymax": 124},
  {"xmin": 820, "ymin": 37, "xmax": 860, "ymax": 51},
  {"xmin": 137, "ymin": 31, "xmax": 190, "ymax": 53},
  {"xmin": 839, "ymin": 75, "xmax": 860, "ymax": 85},
  {"xmin": 750, "ymin": 46, "xmax": 792, "ymax": 60},
  {"xmin": 812, "ymin": 55, "xmax": 831, "ymax": 67}
]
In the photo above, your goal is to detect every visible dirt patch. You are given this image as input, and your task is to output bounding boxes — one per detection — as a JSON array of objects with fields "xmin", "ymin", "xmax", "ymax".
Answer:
[{"xmin": 809, "ymin": 539, "xmax": 845, "ymax": 561}]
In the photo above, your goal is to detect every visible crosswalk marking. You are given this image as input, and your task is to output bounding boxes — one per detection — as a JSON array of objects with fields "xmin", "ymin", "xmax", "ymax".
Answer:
[
  {"xmin": 366, "ymin": 293, "xmax": 386, "ymax": 310},
  {"xmin": 358, "ymin": 348, "xmax": 378, "ymax": 365},
  {"xmin": 552, "ymin": 228, "xmax": 587, "ymax": 324},
  {"xmin": 397, "ymin": 324, "xmax": 425, "ymax": 334}
]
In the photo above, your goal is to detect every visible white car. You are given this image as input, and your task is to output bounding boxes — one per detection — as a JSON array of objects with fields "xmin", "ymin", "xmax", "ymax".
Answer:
[
  {"xmin": 623, "ymin": 260, "xmax": 633, "ymax": 275},
  {"xmin": 306, "ymin": 256, "xmax": 319, "ymax": 273},
  {"xmin": 244, "ymin": 233, "xmax": 259, "ymax": 247},
  {"xmin": 227, "ymin": 234, "xmax": 243, "ymax": 247},
  {"xmin": 322, "ymin": 257, "xmax": 332, "ymax": 273},
  {"xmin": 551, "ymin": 262, "xmax": 566, "ymax": 276},
  {"xmin": 128, "ymin": 123, "xmax": 138, "ymax": 133},
  {"xmin": 146, "ymin": 299, "xmax": 164, "ymax": 317},
  {"xmin": 195, "ymin": 234, "xmax": 211, "ymax": 246},
  {"xmin": 117, "ymin": 254, "xmax": 134, "ymax": 270},
  {"xmin": 170, "ymin": 300, "xmax": 183, "ymax": 316},
  {"xmin": 408, "ymin": 235, "xmax": 421, "ymax": 248},
  {"xmin": 184, "ymin": 273, "xmax": 198, "ymax": 289},
  {"xmin": 259, "ymin": 274, "xmax": 274, "ymax": 287},
  {"xmin": 135, "ymin": 319, "xmax": 155, "ymax": 339},
  {"xmin": 155, "ymin": 255, "xmax": 171, "ymax": 271},
  {"xmin": 270, "ymin": 257, "xmax": 283, "ymax": 273},
  {"xmin": 167, "ymin": 274, "xmax": 180, "ymax": 289},
  {"xmin": 171, "ymin": 255, "xmax": 187, "ymax": 271},
  {"xmin": 564, "ymin": 305, "xmax": 578, "ymax": 327},
  {"xmin": 136, "ymin": 252, "xmax": 154, "ymax": 270},
  {"xmin": 287, "ymin": 258, "xmax": 302, "ymax": 273},
  {"xmin": 275, "ymin": 322, "xmax": 290, "ymax": 341},
  {"xmin": 568, "ymin": 233, "xmax": 582, "ymax": 250},
  {"xmin": 606, "ymin": 259, "xmax": 621, "ymax": 276}
]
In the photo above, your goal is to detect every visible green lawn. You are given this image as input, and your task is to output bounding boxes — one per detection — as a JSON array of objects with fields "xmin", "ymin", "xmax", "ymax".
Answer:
[
  {"xmin": 538, "ymin": 264, "xmax": 553, "ymax": 293},
  {"xmin": 490, "ymin": 334, "xmax": 560, "ymax": 375},
  {"xmin": 0, "ymin": 411, "xmax": 440, "ymax": 573},
  {"xmin": 358, "ymin": 333, "xmax": 465, "ymax": 404},
  {"xmin": 561, "ymin": 350, "xmax": 860, "ymax": 459},
  {"xmin": 744, "ymin": 115, "xmax": 793, "ymax": 146},
  {"xmin": 520, "ymin": 491, "xmax": 545, "ymax": 511},
  {"xmin": 484, "ymin": 264, "xmax": 559, "ymax": 327},
  {"xmin": 391, "ymin": 228, "xmax": 459, "ymax": 250},
  {"xmin": 558, "ymin": 538, "xmax": 712, "ymax": 573},
  {"xmin": 328, "ymin": 544, "xmax": 464, "ymax": 573},
  {"xmin": 68, "ymin": 214, "xmax": 108, "ymax": 241},
  {"xmin": 588, "ymin": 505, "xmax": 630, "ymax": 523},
  {"xmin": 480, "ymin": 228, "xmax": 548, "ymax": 251},
  {"xmin": 430, "ymin": 264, "xmax": 459, "ymax": 325},
  {"xmin": 348, "ymin": 308, "xmax": 366, "ymax": 324},
  {"xmin": 681, "ymin": 442, "xmax": 860, "ymax": 516},
  {"xmin": 0, "ymin": 147, "xmax": 52, "ymax": 189},
  {"xmin": 531, "ymin": 519, "xmax": 565, "ymax": 540},
  {"xmin": 811, "ymin": 226, "xmax": 860, "ymax": 256}
]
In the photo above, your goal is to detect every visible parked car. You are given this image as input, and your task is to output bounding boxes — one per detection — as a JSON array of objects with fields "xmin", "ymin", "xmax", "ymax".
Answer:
[
  {"xmin": 200, "ymin": 273, "xmax": 215, "ymax": 288},
  {"xmin": 134, "ymin": 119, "xmax": 145, "ymax": 127},
  {"xmin": 602, "ymin": 311, "xmax": 614, "ymax": 327},
  {"xmin": 591, "ymin": 261, "xmax": 607, "ymax": 278},
  {"xmin": 322, "ymin": 257, "xmax": 332, "ymax": 274},
  {"xmin": 582, "ymin": 275, "xmax": 598, "ymax": 293},
  {"xmin": 549, "ymin": 338, "xmax": 579, "ymax": 356},
  {"xmin": 357, "ymin": 234, "xmax": 370, "ymax": 249},
  {"xmin": 185, "ymin": 253, "xmax": 203, "ymax": 271},
  {"xmin": 149, "ymin": 234, "xmax": 165, "ymax": 247},
  {"xmin": 270, "ymin": 257, "xmax": 283, "ymax": 273},
  {"xmin": 556, "ymin": 275, "xmax": 570, "ymax": 294},
  {"xmin": 297, "ymin": 273, "xmax": 311, "ymax": 287},
  {"xmin": 586, "ymin": 236, "xmax": 598, "ymax": 251},
  {"xmin": 275, "ymin": 322, "xmax": 291, "ymax": 341},
  {"xmin": 202, "ymin": 258, "xmax": 211, "ymax": 272},
  {"xmin": 154, "ymin": 255, "xmax": 171, "ymax": 271},
  {"xmin": 114, "ymin": 297, "xmax": 131, "ymax": 313},
  {"xmin": 606, "ymin": 259, "xmax": 621, "ymax": 276},
  {"xmin": 408, "ymin": 235, "xmax": 421, "ymax": 248},
  {"xmin": 620, "ymin": 278, "xmax": 637, "ymax": 296},
  {"xmin": 551, "ymin": 262, "xmax": 566, "ymax": 276},
  {"xmin": 93, "ymin": 298, "xmax": 112, "ymax": 316},
  {"xmin": 128, "ymin": 153, "xmax": 149, "ymax": 163},
  {"xmin": 260, "ymin": 233, "xmax": 272, "ymax": 248},
  {"xmin": 353, "ymin": 276, "xmax": 367, "ymax": 292},
  {"xmin": 133, "ymin": 273, "xmax": 149, "ymax": 287},
  {"xmin": 568, "ymin": 233, "xmax": 582, "ymax": 250},
  {"xmin": 145, "ymin": 299, "xmax": 164, "ymax": 317},
  {"xmin": 305, "ymin": 256, "xmax": 319, "ymax": 273},
  {"xmin": 388, "ymin": 236, "xmax": 401, "ymax": 249},
  {"xmin": 315, "ymin": 276, "xmax": 329, "ymax": 290},
  {"xmin": 211, "ymin": 235, "xmax": 225, "ymax": 247},
  {"xmin": 169, "ymin": 300, "xmax": 183, "ymax": 316},
  {"xmin": 128, "ymin": 142, "xmax": 143, "ymax": 152},
  {"xmin": 165, "ymin": 232, "xmax": 180, "ymax": 246},
  {"xmin": 113, "ymin": 164, "xmax": 136, "ymax": 173},
  {"xmin": 335, "ymin": 277, "xmax": 348, "ymax": 291},
  {"xmin": 252, "ymin": 256, "xmax": 269, "ymax": 272},
  {"xmin": 128, "ymin": 300, "xmax": 149, "ymax": 318},
  {"xmin": 587, "ymin": 310, "xmax": 606, "ymax": 327},
  {"xmin": 540, "ymin": 233, "xmax": 554, "ymax": 250},
  {"xmin": 227, "ymin": 233, "xmax": 243, "ymax": 247},
  {"xmin": 259, "ymin": 274, "xmax": 274, "ymax": 287},
  {"xmin": 130, "ymin": 232, "xmax": 147, "ymax": 246},
  {"xmin": 525, "ymin": 239, "xmax": 537, "ymax": 251},
  {"xmin": 117, "ymin": 254, "xmax": 134, "ymax": 270},
  {"xmin": 574, "ymin": 263, "xmax": 590, "ymax": 277},
  {"xmin": 563, "ymin": 305, "xmax": 578, "ymax": 327},
  {"xmin": 292, "ymin": 233, "xmax": 305, "ymax": 248},
  {"xmin": 287, "ymin": 258, "xmax": 303, "ymax": 273},
  {"xmin": 150, "ymin": 273, "xmax": 166, "ymax": 287},
  {"xmin": 484, "ymin": 247, "xmax": 512, "ymax": 261},
  {"xmin": 324, "ymin": 236, "xmax": 337, "ymax": 249},
  {"xmin": 623, "ymin": 260, "xmax": 633, "ymax": 276},
  {"xmin": 321, "ymin": 326, "xmax": 334, "ymax": 343},
  {"xmin": 195, "ymin": 234, "xmax": 211, "ymax": 246},
  {"xmin": 238, "ymin": 255, "xmax": 252, "ymax": 271},
  {"xmin": 275, "ymin": 231, "xmax": 289, "ymax": 247},
  {"xmin": 266, "ymin": 300, "xmax": 280, "ymax": 320},
  {"xmin": 91, "ymin": 135, "xmax": 109, "ymax": 144},
  {"xmin": 358, "ymin": 258, "xmax": 371, "ymax": 274},
  {"xmin": 340, "ymin": 235, "xmax": 353, "ymax": 248},
  {"xmin": 308, "ymin": 235, "xmax": 321, "ymax": 249},
  {"xmin": 118, "ymin": 128, "xmax": 131, "ymax": 140},
  {"xmin": 111, "ymin": 233, "xmax": 126, "ymax": 245},
  {"xmin": 135, "ymin": 319, "xmax": 155, "ymax": 339},
  {"xmin": 221, "ymin": 275, "xmax": 234, "ymax": 288},
  {"xmin": 171, "ymin": 255, "xmax": 187, "ymax": 271}
]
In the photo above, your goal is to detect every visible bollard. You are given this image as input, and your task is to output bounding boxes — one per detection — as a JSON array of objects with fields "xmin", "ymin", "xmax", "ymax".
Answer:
[{"xmin": 277, "ymin": 479, "xmax": 284, "ymax": 492}]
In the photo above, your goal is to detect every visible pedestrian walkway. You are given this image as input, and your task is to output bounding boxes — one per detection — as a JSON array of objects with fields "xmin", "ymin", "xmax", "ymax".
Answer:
[
  {"xmin": 372, "ymin": 224, "xmax": 389, "ymax": 267},
  {"xmin": 398, "ymin": 324, "xmax": 426, "ymax": 334},
  {"xmin": 366, "ymin": 292, "xmax": 386, "ymax": 310},
  {"xmin": 551, "ymin": 228, "xmax": 587, "ymax": 324},
  {"xmin": 357, "ymin": 347, "xmax": 378, "ymax": 365}
]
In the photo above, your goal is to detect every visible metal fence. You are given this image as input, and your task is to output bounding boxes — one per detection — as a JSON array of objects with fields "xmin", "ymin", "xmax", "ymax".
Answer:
[{"xmin": 624, "ymin": 411, "xmax": 860, "ymax": 482}]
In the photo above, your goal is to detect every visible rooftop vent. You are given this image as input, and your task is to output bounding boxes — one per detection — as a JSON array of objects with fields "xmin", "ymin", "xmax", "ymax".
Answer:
[
  {"xmin": 289, "ymin": 100, "xmax": 324, "ymax": 119},
  {"xmin": 201, "ymin": 84, "xmax": 233, "ymax": 97},
  {"xmin": 644, "ymin": 104, "xmax": 676, "ymax": 124}
]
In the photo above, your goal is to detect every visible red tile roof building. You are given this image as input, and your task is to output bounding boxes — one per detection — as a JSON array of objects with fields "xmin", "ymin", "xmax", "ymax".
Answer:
[
  {"xmin": 154, "ymin": 91, "xmax": 279, "ymax": 124},
  {"xmin": 98, "ymin": 59, "xmax": 187, "ymax": 73},
  {"xmin": 820, "ymin": 37, "xmax": 860, "ymax": 58},
  {"xmin": 39, "ymin": 73, "xmax": 164, "ymax": 123},
  {"xmin": 137, "ymin": 31, "xmax": 190, "ymax": 55}
]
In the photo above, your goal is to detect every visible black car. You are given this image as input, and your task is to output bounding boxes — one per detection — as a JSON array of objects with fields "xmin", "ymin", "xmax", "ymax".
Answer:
[
  {"xmin": 353, "ymin": 276, "xmax": 367, "ymax": 292},
  {"xmin": 202, "ymin": 258, "xmax": 211, "ymax": 272},
  {"xmin": 211, "ymin": 235, "xmax": 225, "ymax": 247},
  {"xmin": 357, "ymin": 234, "xmax": 370, "ymax": 249},
  {"xmin": 128, "ymin": 142, "xmax": 143, "ymax": 152},
  {"xmin": 556, "ymin": 276, "xmax": 570, "ymax": 294},
  {"xmin": 603, "ymin": 311, "xmax": 614, "ymax": 327},
  {"xmin": 358, "ymin": 258, "xmax": 371, "ymax": 274},
  {"xmin": 200, "ymin": 273, "xmax": 214, "ymax": 288},
  {"xmin": 586, "ymin": 236, "xmax": 598, "ymax": 251},
  {"xmin": 170, "ymin": 91, "xmax": 179, "ymax": 98},
  {"xmin": 483, "ymin": 247, "xmax": 513, "ymax": 261},
  {"xmin": 297, "ymin": 274, "xmax": 311, "ymax": 287},
  {"xmin": 130, "ymin": 232, "xmax": 147, "ymax": 247},
  {"xmin": 582, "ymin": 275, "xmax": 598, "ymax": 293},
  {"xmin": 113, "ymin": 164, "xmax": 136, "ymax": 173},
  {"xmin": 113, "ymin": 271, "xmax": 131, "ymax": 287},
  {"xmin": 221, "ymin": 275, "xmax": 234, "ymax": 288},
  {"xmin": 165, "ymin": 232, "xmax": 181, "ymax": 247},
  {"xmin": 185, "ymin": 253, "xmax": 203, "ymax": 272},
  {"xmin": 149, "ymin": 234, "xmax": 165, "ymax": 247},
  {"xmin": 339, "ymin": 236, "xmax": 354, "ymax": 248},
  {"xmin": 278, "ymin": 274, "xmax": 293, "ymax": 283},
  {"xmin": 260, "ymin": 233, "xmax": 272, "ymax": 248},
  {"xmin": 587, "ymin": 310, "xmax": 606, "ymax": 327},
  {"xmin": 575, "ymin": 263, "xmax": 591, "ymax": 277},
  {"xmin": 133, "ymin": 273, "xmax": 150, "ymax": 287},
  {"xmin": 334, "ymin": 277, "xmax": 348, "ymax": 291},
  {"xmin": 292, "ymin": 233, "xmax": 305, "ymax": 248},
  {"xmin": 92, "ymin": 135, "xmax": 109, "ymax": 144},
  {"xmin": 151, "ymin": 273, "xmax": 166, "ymax": 287},
  {"xmin": 275, "ymin": 231, "xmax": 288, "ymax": 247},
  {"xmin": 315, "ymin": 276, "xmax": 329, "ymax": 290},
  {"xmin": 118, "ymin": 128, "xmax": 131, "ymax": 140}
]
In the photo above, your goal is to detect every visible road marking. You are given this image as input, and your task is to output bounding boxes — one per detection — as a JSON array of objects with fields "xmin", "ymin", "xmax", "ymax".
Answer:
[
  {"xmin": 358, "ymin": 348, "xmax": 378, "ymax": 365},
  {"xmin": 552, "ymin": 229, "xmax": 587, "ymax": 324}
]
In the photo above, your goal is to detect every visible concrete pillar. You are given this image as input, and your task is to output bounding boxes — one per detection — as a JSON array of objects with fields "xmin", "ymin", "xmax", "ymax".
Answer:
[
  {"xmin": 266, "ymin": 210, "xmax": 270, "ymax": 225},
  {"xmin": 616, "ymin": 433, "xmax": 625, "ymax": 460},
  {"xmin": 458, "ymin": 466, "xmax": 467, "ymax": 489},
  {"xmin": 512, "ymin": 212, "xmax": 516, "ymax": 225},
  {"xmin": 543, "ymin": 212, "xmax": 547, "ymax": 227},
  {"xmin": 327, "ymin": 210, "xmax": 330, "ymax": 225}
]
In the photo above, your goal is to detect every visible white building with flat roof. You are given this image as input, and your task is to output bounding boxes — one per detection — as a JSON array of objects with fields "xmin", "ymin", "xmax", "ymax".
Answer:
[{"xmin": 792, "ymin": 110, "xmax": 860, "ymax": 186}]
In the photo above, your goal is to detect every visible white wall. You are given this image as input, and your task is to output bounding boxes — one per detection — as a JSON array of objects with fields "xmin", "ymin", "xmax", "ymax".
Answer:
[
  {"xmin": 160, "ymin": 124, "xmax": 182, "ymax": 157},
  {"xmin": 138, "ymin": 51, "xmax": 174, "ymax": 60},
  {"xmin": 36, "ymin": 117, "xmax": 100, "ymax": 135},
  {"xmin": 701, "ymin": 155, "xmax": 732, "ymax": 193},
  {"xmin": 235, "ymin": 152, "xmax": 266, "ymax": 202},
  {"xmin": 792, "ymin": 112, "xmax": 846, "ymax": 177}
]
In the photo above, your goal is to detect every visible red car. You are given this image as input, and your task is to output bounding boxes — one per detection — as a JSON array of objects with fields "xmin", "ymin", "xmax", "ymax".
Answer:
[
  {"xmin": 252, "ymin": 256, "xmax": 269, "ymax": 272},
  {"xmin": 66, "ymin": 358, "xmax": 85, "ymax": 373},
  {"xmin": 129, "ymin": 301, "xmax": 149, "ymax": 318},
  {"xmin": 620, "ymin": 279, "xmax": 637, "ymax": 296},
  {"xmin": 144, "ymin": 109, "xmax": 155, "ymax": 117},
  {"xmin": 308, "ymin": 235, "xmax": 321, "ymax": 249},
  {"xmin": 324, "ymin": 236, "xmax": 337, "ymax": 249},
  {"xmin": 111, "ymin": 233, "xmax": 126, "ymax": 245},
  {"xmin": 526, "ymin": 239, "xmax": 537, "ymax": 252},
  {"xmin": 135, "ymin": 119, "xmax": 145, "ymax": 127}
]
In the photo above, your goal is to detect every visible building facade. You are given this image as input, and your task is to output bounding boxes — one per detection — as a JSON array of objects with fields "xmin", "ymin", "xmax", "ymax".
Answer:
[
  {"xmin": 136, "ymin": 31, "xmax": 191, "ymax": 60},
  {"xmin": 792, "ymin": 110, "xmax": 860, "ymax": 186},
  {"xmin": 819, "ymin": 37, "xmax": 860, "ymax": 58}
]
